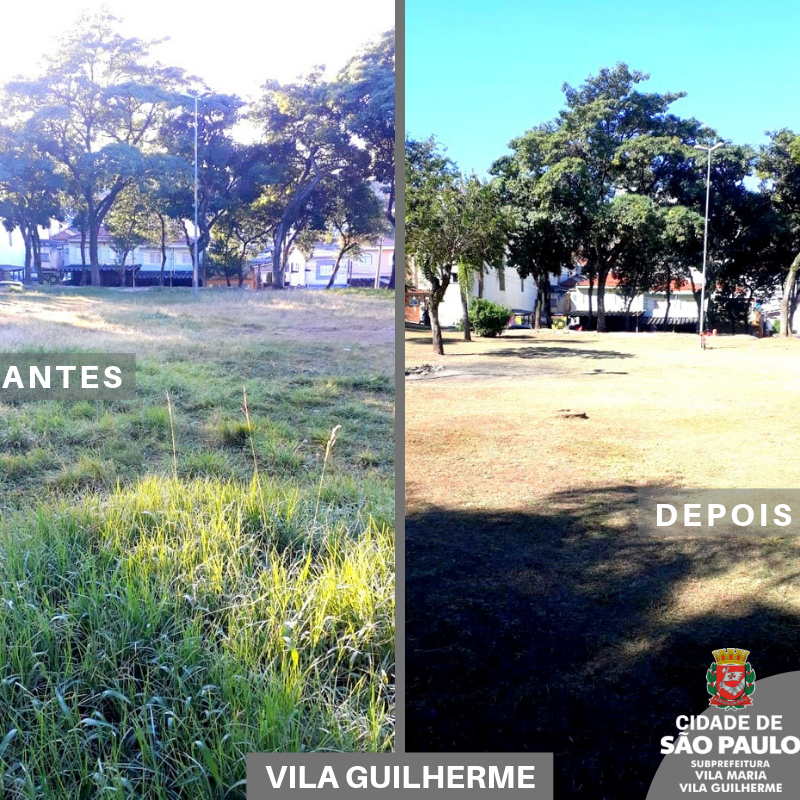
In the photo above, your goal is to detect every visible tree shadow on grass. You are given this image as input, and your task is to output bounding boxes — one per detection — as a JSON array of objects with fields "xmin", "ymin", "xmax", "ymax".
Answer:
[
  {"xmin": 406, "ymin": 486, "xmax": 800, "ymax": 798},
  {"xmin": 479, "ymin": 346, "xmax": 636, "ymax": 360}
]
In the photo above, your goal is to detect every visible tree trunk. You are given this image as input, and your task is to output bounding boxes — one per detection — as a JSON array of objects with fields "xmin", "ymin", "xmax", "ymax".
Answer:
[
  {"xmin": 32, "ymin": 228, "xmax": 42, "ymax": 283},
  {"xmin": 430, "ymin": 292, "xmax": 445, "ymax": 355},
  {"xmin": 159, "ymin": 215, "xmax": 167, "ymax": 287},
  {"xmin": 587, "ymin": 276, "xmax": 594, "ymax": 331},
  {"xmin": 460, "ymin": 282, "xmax": 471, "ymax": 341},
  {"xmin": 539, "ymin": 277, "xmax": 552, "ymax": 328},
  {"xmin": 533, "ymin": 292, "xmax": 542, "ymax": 330},
  {"xmin": 80, "ymin": 224, "xmax": 88, "ymax": 286},
  {"xmin": 272, "ymin": 225, "xmax": 286, "ymax": 289},
  {"xmin": 596, "ymin": 269, "xmax": 608, "ymax": 333},
  {"xmin": 790, "ymin": 280, "xmax": 800, "ymax": 335},
  {"xmin": 478, "ymin": 265, "xmax": 484, "ymax": 298},
  {"xmin": 89, "ymin": 215, "xmax": 101, "ymax": 287},
  {"xmin": 780, "ymin": 252, "xmax": 800, "ymax": 337},
  {"xmin": 327, "ymin": 250, "xmax": 347, "ymax": 289},
  {"xmin": 22, "ymin": 229, "xmax": 32, "ymax": 285}
]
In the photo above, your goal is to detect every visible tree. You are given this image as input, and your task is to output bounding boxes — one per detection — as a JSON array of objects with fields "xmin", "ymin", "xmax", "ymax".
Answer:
[
  {"xmin": 105, "ymin": 183, "xmax": 149, "ymax": 286},
  {"xmin": 406, "ymin": 138, "xmax": 506, "ymax": 353},
  {"xmin": 492, "ymin": 155, "xmax": 574, "ymax": 329},
  {"xmin": 503, "ymin": 64, "xmax": 710, "ymax": 332},
  {"xmin": 4, "ymin": 10, "xmax": 184, "ymax": 286},
  {"xmin": 758, "ymin": 130, "xmax": 800, "ymax": 337},
  {"xmin": 651, "ymin": 205, "xmax": 704, "ymax": 329},
  {"xmin": 208, "ymin": 199, "xmax": 273, "ymax": 287},
  {"xmin": 322, "ymin": 172, "xmax": 387, "ymax": 289},
  {"xmin": 253, "ymin": 70, "xmax": 367, "ymax": 288},
  {"xmin": 335, "ymin": 29, "xmax": 396, "ymax": 287},
  {"xmin": 608, "ymin": 194, "xmax": 664, "ymax": 330},
  {"xmin": 0, "ymin": 125, "xmax": 64, "ymax": 284},
  {"xmin": 453, "ymin": 176, "xmax": 507, "ymax": 340},
  {"xmin": 406, "ymin": 137, "xmax": 459, "ymax": 354}
]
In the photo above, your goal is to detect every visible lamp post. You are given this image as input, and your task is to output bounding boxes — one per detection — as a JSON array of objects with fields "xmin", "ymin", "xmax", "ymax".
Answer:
[
  {"xmin": 694, "ymin": 142, "xmax": 724, "ymax": 347},
  {"xmin": 181, "ymin": 92, "xmax": 204, "ymax": 297}
]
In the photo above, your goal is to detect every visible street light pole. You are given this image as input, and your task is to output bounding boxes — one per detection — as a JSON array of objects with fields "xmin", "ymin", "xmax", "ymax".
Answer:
[
  {"xmin": 694, "ymin": 142, "xmax": 723, "ymax": 348},
  {"xmin": 181, "ymin": 92, "xmax": 203, "ymax": 297},
  {"xmin": 193, "ymin": 94, "xmax": 199, "ymax": 298}
]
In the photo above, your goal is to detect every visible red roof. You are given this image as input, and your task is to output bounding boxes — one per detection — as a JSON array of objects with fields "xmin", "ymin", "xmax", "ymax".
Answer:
[{"xmin": 562, "ymin": 274, "xmax": 695, "ymax": 293}]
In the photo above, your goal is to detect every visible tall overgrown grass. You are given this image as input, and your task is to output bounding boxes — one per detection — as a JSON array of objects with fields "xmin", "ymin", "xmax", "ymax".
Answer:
[
  {"xmin": 0, "ymin": 475, "xmax": 394, "ymax": 797},
  {"xmin": 0, "ymin": 290, "xmax": 395, "ymax": 797}
]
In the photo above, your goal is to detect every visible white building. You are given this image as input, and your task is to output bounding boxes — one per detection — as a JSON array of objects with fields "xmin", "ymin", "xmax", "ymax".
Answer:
[
  {"xmin": 562, "ymin": 273, "xmax": 700, "ymax": 330},
  {"xmin": 434, "ymin": 263, "xmax": 539, "ymax": 327},
  {"xmin": 284, "ymin": 239, "xmax": 395, "ymax": 289},
  {"xmin": 411, "ymin": 257, "xmax": 703, "ymax": 332}
]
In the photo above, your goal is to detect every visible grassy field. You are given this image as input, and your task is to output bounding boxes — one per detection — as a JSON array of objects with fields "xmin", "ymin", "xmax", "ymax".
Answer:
[
  {"xmin": 0, "ymin": 288, "xmax": 395, "ymax": 798},
  {"xmin": 405, "ymin": 326, "xmax": 800, "ymax": 798}
]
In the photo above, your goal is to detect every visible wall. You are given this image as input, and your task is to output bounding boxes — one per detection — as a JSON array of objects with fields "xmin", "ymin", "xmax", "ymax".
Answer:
[{"xmin": 437, "ymin": 265, "xmax": 538, "ymax": 327}]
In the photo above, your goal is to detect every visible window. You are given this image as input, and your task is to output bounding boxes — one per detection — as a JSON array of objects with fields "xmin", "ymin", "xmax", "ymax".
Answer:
[
  {"xmin": 451, "ymin": 271, "xmax": 458, "ymax": 283},
  {"xmin": 319, "ymin": 264, "xmax": 333, "ymax": 277},
  {"xmin": 498, "ymin": 270, "xmax": 505, "ymax": 291},
  {"xmin": 181, "ymin": 252, "xmax": 191, "ymax": 265},
  {"xmin": 147, "ymin": 252, "xmax": 158, "ymax": 265},
  {"xmin": 291, "ymin": 263, "xmax": 299, "ymax": 273},
  {"xmin": 360, "ymin": 253, "xmax": 373, "ymax": 266}
]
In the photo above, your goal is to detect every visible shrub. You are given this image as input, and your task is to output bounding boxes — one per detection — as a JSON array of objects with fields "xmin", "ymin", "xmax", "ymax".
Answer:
[{"xmin": 468, "ymin": 297, "xmax": 512, "ymax": 337}]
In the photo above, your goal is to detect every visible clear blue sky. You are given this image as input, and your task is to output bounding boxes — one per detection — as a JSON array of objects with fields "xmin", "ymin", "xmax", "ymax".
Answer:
[{"xmin": 406, "ymin": 0, "xmax": 800, "ymax": 175}]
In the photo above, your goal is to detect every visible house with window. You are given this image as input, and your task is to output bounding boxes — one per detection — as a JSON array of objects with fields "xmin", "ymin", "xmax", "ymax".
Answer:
[
  {"xmin": 282, "ymin": 239, "xmax": 395, "ymax": 289},
  {"xmin": 561, "ymin": 274, "xmax": 700, "ymax": 331},
  {"xmin": 45, "ymin": 226, "xmax": 195, "ymax": 286}
]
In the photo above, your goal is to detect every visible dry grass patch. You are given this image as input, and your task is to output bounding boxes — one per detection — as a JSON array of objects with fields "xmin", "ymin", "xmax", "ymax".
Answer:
[{"xmin": 406, "ymin": 326, "xmax": 800, "ymax": 797}]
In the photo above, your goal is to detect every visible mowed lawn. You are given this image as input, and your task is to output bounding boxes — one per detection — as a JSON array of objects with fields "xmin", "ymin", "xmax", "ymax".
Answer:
[
  {"xmin": 405, "ymin": 326, "xmax": 800, "ymax": 798},
  {"xmin": 0, "ymin": 288, "xmax": 395, "ymax": 798}
]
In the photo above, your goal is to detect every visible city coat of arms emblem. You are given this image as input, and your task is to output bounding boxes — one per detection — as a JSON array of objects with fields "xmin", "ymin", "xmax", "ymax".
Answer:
[{"xmin": 707, "ymin": 648, "xmax": 755, "ymax": 708}]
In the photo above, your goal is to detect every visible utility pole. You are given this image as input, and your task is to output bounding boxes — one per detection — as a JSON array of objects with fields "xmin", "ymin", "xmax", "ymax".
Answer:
[{"xmin": 694, "ymin": 142, "xmax": 724, "ymax": 347}]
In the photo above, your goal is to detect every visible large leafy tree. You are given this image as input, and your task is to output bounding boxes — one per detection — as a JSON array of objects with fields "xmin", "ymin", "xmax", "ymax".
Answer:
[
  {"xmin": 4, "ymin": 10, "xmax": 184, "ymax": 286},
  {"xmin": 492, "ymin": 155, "xmax": 575, "ymax": 329},
  {"xmin": 405, "ymin": 136, "xmax": 459, "ymax": 354},
  {"xmin": 608, "ymin": 194, "xmax": 664, "ymax": 329},
  {"xmin": 651, "ymin": 205, "xmax": 704, "ymax": 328},
  {"xmin": 208, "ymin": 199, "xmax": 274, "ymax": 287},
  {"xmin": 335, "ymin": 29, "xmax": 396, "ymax": 287},
  {"xmin": 0, "ymin": 125, "xmax": 64, "ymax": 284},
  {"xmin": 253, "ymin": 70, "xmax": 367, "ymax": 288},
  {"xmin": 758, "ymin": 130, "xmax": 800, "ymax": 336},
  {"xmin": 504, "ymin": 64, "xmax": 711, "ymax": 331}
]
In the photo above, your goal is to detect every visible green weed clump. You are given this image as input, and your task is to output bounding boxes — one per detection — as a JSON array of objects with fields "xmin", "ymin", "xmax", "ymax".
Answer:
[{"xmin": 0, "ymin": 475, "xmax": 395, "ymax": 797}]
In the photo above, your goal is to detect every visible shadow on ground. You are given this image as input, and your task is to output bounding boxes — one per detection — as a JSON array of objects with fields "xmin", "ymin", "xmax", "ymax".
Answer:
[
  {"xmin": 406, "ymin": 486, "xmax": 800, "ymax": 798},
  {"xmin": 480, "ymin": 346, "xmax": 636, "ymax": 360}
]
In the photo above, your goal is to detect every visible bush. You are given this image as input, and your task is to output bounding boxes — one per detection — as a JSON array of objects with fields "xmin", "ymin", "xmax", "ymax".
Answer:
[{"xmin": 468, "ymin": 297, "xmax": 512, "ymax": 337}]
